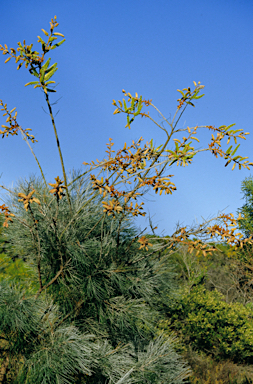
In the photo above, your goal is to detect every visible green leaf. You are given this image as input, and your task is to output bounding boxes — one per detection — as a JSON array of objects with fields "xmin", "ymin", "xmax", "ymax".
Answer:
[
  {"xmin": 177, "ymin": 89, "xmax": 185, "ymax": 98},
  {"xmin": 169, "ymin": 159, "xmax": 178, "ymax": 166},
  {"xmin": 231, "ymin": 144, "xmax": 240, "ymax": 157},
  {"xmin": 226, "ymin": 146, "xmax": 232, "ymax": 155},
  {"xmin": 137, "ymin": 99, "xmax": 143, "ymax": 113},
  {"xmin": 44, "ymin": 64, "xmax": 58, "ymax": 81},
  {"xmin": 41, "ymin": 29, "xmax": 49, "ymax": 37},
  {"xmin": 192, "ymin": 94, "xmax": 204, "ymax": 100},
  {"xmin": 130, "ymin": 98, "xmax": 135, "ymax": 111},
  {"xmin": 41, "ymin": 57, "xmax": 51, "ymax": 72},
  {"xmin": 186, "ymin": 101, "xmax": 195, "ymax": 107},
  {"xmin": 37, "ymin": 36, "xmax": 45, "ymax": 44},
  {"xmin": 45, "ymin": 62, "xmax": 57, "ymax": 74},
  {"xmin": 49, "ymin": 36, "xmax": 57, "ymax": 43},
  {"xmin": 51, "ymin": 39, "xmax": 66, "ymax": 49},
  {"xmin": 40, "ymin": 68, "xmax": 45, "ymax": 83},
  {"xmin": 31, "ymin": 69, "xmax": 39, "ymax": 78},
  {"xmin": 25, "ymin": 81, "xmax": 39, "ymax": 87},
  {"xmin": 123, "ymin": 99, "xmax": 127, "ymax": 112},
  {"xmin": 226, "ymin": 123, "xmax": 236, "ymax": 130},
  {"xmin": 155, "ymin": 144, "xmax": 162, "ymax": 152}
]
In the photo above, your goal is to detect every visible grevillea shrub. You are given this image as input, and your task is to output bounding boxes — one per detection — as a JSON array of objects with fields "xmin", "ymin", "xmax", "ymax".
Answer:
[{"xmin": 0, "ymin": 15, "xmax": 253, "ymax": 383}]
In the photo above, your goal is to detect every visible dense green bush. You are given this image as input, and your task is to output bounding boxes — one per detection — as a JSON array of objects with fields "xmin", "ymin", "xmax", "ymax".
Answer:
[
  {"xmin": 0, "ymin": 176, "xmax": 191, "ymax": 383},
  {"xmin": 166, "ymin": 285, "xmax": 253, "ymax": 364}
]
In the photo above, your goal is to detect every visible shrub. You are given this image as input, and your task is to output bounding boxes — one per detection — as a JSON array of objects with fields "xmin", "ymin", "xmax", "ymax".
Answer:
[{"xmin": 167, "ymin": 286, "xmax": 253, "ymax": 364}]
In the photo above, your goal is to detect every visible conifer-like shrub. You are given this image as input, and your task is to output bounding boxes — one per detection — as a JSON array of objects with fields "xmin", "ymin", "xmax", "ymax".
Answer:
[{"xmin": 0, "ymin": 176, "xmax": 191, "ymax": 383}]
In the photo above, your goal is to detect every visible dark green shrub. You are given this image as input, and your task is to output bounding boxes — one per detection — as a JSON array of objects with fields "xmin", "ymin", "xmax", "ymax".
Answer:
[{"xmin": 166, "ymin": 286, "xmax": 253, "ymax": 363}]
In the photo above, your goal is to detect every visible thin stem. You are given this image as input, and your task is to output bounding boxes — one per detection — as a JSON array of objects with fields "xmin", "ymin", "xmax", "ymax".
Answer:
[
  {"xmin": 150, "ymin": 103, "xmax": 173, "ymax": 132},
  {"xmin": 82, "ymin": 214, "xmax": 105, "ymax": 242},
  {"xmin": 115, "ymin": 367, "xmax": 134, "ymax": 384},
  {"xmin": 44, "ymin": 90, "xmax": 72, "ymax": 210},
  {"xmin": 55, "ymin": 300, "xmax": 84, "ymax": 328},
  {"xmin": 173, "ymin": 104, "xmax": 188, "ymax": 131},
  {"xmin": 28, "ymin": 205, "xmax": 42, "ymax": 291},
  {"xmin": 35, "ymin": 259, "xmax": 70, "ymax": 299},
  {"xmin": 19, "ymin": 128, "xmax": 48, "ymax": 190}
]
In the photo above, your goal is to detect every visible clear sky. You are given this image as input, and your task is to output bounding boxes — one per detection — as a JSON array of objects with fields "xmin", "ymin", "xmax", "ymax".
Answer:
[{"xmin": 0, "ymin": 0, "xmax": 253, "ymax": 236}]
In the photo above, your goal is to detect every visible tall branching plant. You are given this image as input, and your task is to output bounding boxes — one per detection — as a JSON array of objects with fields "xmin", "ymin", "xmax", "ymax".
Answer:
[{"xmin": 0, "ymin": 16, "xmax": 252, "ymax": 383}]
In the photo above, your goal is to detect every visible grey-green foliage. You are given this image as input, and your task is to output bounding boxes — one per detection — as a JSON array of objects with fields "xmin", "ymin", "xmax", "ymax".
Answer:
[{"xmin": 0, "ymin": 173, "xmax": 191, "ymax": 383}]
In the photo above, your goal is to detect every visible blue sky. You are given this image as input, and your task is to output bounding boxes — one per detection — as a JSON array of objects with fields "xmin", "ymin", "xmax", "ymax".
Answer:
[{"xmin": 0, "ymin": 0, "xmax": 253, "ymax": 236}]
